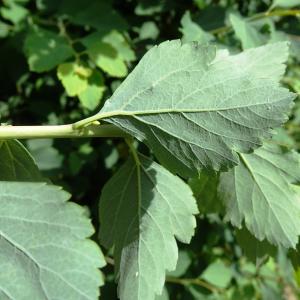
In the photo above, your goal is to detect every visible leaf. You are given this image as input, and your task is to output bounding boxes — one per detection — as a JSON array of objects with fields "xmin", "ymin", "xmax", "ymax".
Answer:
[
  {"xmin": 99, "ymin": 154, "xmax": 198, "ymax": 300},
  {"xmin": 78, "ymin": 70, "xmax": 106, "ymax": 110},
  {"xmin": 236, "ymin": 227, "xmax": 276, "ymax": 263},
  {"xmin": 180, "ymin": 11, "xmax": 214, "ymax": 44},
  {"xmin": 138, "ymin": 21, "xmax": 159, "ymax": 41},
  {"xmin": 0, "ymin": 181, "xmax": 105, "ymax": 299},
  {"xmin": 0, "ymin": 140, "xmax": 43, "ymax": 181},
  {"xmin": 167, "ymin": 250, "xmax": 192, "ymax": 277},
  {"xmin": 0, "ymin": 21, "xmax": 10, "ymax": 38},
  {"xmin": 26, "ymin": 138, "xmax": 63, "ymax": 171},
  {"xmin": 101, "ymin": 30, "xmax": 136, "ymax": 62},
  {"xmin": 57, "ymin": 62, "xmax": 89, "ymax": 97},
  {"xmin": 24, "ymin": 27, "xmax": 74, "ymax": 72},
  {"xmin": 98, "ymin": 40, "xmax": 295, "ymax": 177},
  {"xmin": 189, "ymin": 173, "xmax": 224, "ymax": 214},
  {"xmin": 272, "ymin": 0, "xmax": 300, "ymax": 8},
  {"xmin": 219, "ymin": 142, "xmax": 300, "ymax": 248},
  {"xmin": 201, "ymin": 259, "xmax": 232, "ymax": 289},
  {"xmin": 230, "ymin": 13, "xmax": 265, "ymax": 49},
  {"xmin": 0, "ymin": 1, "xmax": 28, "ymax": 24},
  {"xmin": 81, "ymin": 32, "xmax": 130, "ymax": 78},
  {"xmin": 59, "ymin": 0, "xmax": 127, "ymax": 32}
]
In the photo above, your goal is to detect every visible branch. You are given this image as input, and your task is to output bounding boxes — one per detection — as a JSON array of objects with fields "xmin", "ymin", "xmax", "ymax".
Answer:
[
  {"xmin": 0, "ymin": 124, "xmax": 129, "ymax": 139},
  {"xmin": 210, "ymin": 9, "xmax": 300, "ymax": 35},
  {"xmin": 166, "ymin": 276, "xmax": 224, "ymax": 293}
]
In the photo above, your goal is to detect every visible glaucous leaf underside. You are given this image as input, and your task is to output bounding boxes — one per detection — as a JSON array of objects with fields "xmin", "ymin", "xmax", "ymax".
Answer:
[{"xmin": 99, "ymin": 40, "xmax": 295, "ymax": 177}]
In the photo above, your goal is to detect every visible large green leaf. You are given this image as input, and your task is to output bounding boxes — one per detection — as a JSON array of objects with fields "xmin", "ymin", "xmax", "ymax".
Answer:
[
  {"xmin": 219, "ymin": 142, "xmax": 300, "ymax": 248},
  {"xmin": 0, "ymin": 140, "xmax": 43, "ymax": 181},
  {"xmin": 0, "ymin": 181, "xmax": 105, "ymax": 299},
  {"xmin": 97, "ymin": 40, "xmax": 294, "ymax": 177},
  {"xmin": 99, "ymin": 154, "xmax": 198, "ymax": 300},
  {"xmin": 24, "ymin": 27, "xmax": 74, "ymax": 73}
]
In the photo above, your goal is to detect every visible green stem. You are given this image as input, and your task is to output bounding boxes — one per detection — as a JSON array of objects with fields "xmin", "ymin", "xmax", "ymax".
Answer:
[
  {"xmin": 166, "ymin": 276, "xmax": 223, "ymax": 293},
  {"xmin": 0, "ymin": 124, "xmax": 129, "ymax": 139},
  {"xmin": 209, "ymin": 9, "xmax": 300, "ymax": 35},
  {"xmin": 73, "ymin": 113, "xmax": 104, "ymax": 129}
]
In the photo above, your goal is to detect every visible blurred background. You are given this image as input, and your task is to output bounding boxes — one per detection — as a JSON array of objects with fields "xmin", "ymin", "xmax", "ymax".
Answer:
[{"xmin": 0, "ymin": 0, "xmax": 300, "ymax": 299}]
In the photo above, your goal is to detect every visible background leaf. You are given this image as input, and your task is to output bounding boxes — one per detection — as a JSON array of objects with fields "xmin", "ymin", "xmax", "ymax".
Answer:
[
  {"xmin": 99, "ymin": 154, "xmax": 198, "ymax": 300},
  {"xmin": 24, "ymin": 27, "xmax": 74, "ymax": 72},
  {"xmin": 219, "ymin": 142, "xmax": 300, "ymax": 248},
  {"xmin": 0, "ymin": 140, "xmax": 43, "ymax": 181}
]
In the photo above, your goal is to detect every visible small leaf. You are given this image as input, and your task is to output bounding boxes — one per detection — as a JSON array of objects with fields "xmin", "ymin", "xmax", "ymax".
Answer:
[
  {"xmin": 0, "ymin": 181, "xmax": 105, "ymax": 299},
  {"xmin": 57, "ymin": 62, "xmax": 89, "ymax": 97},
  {"xmin": 219, "ymin": 142, "xmax": 300, "ymax": 248},
  {"xmin": 78, "ymin": 70, "xmax": 106, "ymax": 110},
  {"xmin": 24, "ymin": 27, "xmax": 74, "ymax": 72},
  {"xmin": 0, "ymin": 140, "xmax": 43, "ymax": 181},
  {"xmin": 201, "ymin": 260, "xmax": 232, "ymax": 289},
  {"xmin": 99, "ymin": 154, "xmax": 198, "ymax": 300},
  {"xmin": 230, "ymin": 13, "xmax": 265, "ymax": 49},
  {"xmin": 98, "ymin": 40, "xmax": 295, "ymax": 177},
  {"xmin": 82, "ymin": 32, "xmax": 129, "ymax": 77},
  {"xmin": 0, "ymin": 1, "xmax": 28, "ymax": 24}
]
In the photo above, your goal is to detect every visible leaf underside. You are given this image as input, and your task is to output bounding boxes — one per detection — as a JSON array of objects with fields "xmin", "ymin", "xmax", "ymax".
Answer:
[
  {"xmin": 99, "ymin": 154, "xmax": 198, "ymax": 300},
  {"xmin": 219, "ymin": 142, "xmax": 300, "ymax": 248},
  {"xmin": 99, "ymin": 40, "xmax": 295, "ymax": 177},
  {"xmin": 0, "ymin": 182, "xmax": 105, "ymax": 300}
]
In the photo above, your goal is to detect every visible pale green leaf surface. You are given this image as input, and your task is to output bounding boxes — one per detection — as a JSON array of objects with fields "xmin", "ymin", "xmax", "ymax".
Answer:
[
  {"xmin": 219, "ymin": 142, "xmax": 300, "ymax": 248},
  {"xmin": 99, "ymin": 154, "xmax": 198, "ymax": 300},
  {"xmin": 180, "ymin": 11, "xmax": 214, "ymax": 44},
  {"xmin": 201, "ymin": 260, "xmax": 232, "ymax": 288},
  {"xmin": 167, "ymin": 250, "xmax": 192, "ymax": 277},
  {"xmin": 24, "ymin": 28, "xmax": 74, "ymax": 72},
  {"xmin": 272, "ymin": 0, "xmax": 300, "ymax": 8},
  {"xmin": 86, "ymin": 42, "xmax": 127, "ymax": 77},
  {"xmin": 26, "ymin": 139, "xmax": 63, "ymax": 171},
  {"xmin": 78, "ymin": 70, "xmax": 106, "ymax": 110},
  {"xmin": 0, "ymin": 181, "xmax": 105, "ymax": 299},
  {"xmin": 0, "ymin": 21, "xmax": 10, "ymax": 38},
  {"xmin": 139, "ymin": 21, "xmax": 159, "ymax": 40},
  {"xmin": 230, "ymin": 13, "xmax": 265, "ymax": 49},
  {"xmin": 82, "ymin": 33, "xmax": 129, "ymax": 77},
  {"xmin": 101, "ymin": 30, "xmax": 136, "ymax": 62},
  {"xmin": 99, "ymin": 40, "xmax": 294, "ymax": 177},
  {"xmin": 0, "ymin": 2, "xmax": 28, "ymax": 24},
  {"xmin": 57, "ymin": 62, "xmax": 89, "ymax": 97},
  {"xmin": 154, "ymin": 287, "xmax": 169, "ymax": 300},
  {"xmin": 0, "ymin": 140, "xmax": 43, "ymax": 181}
]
